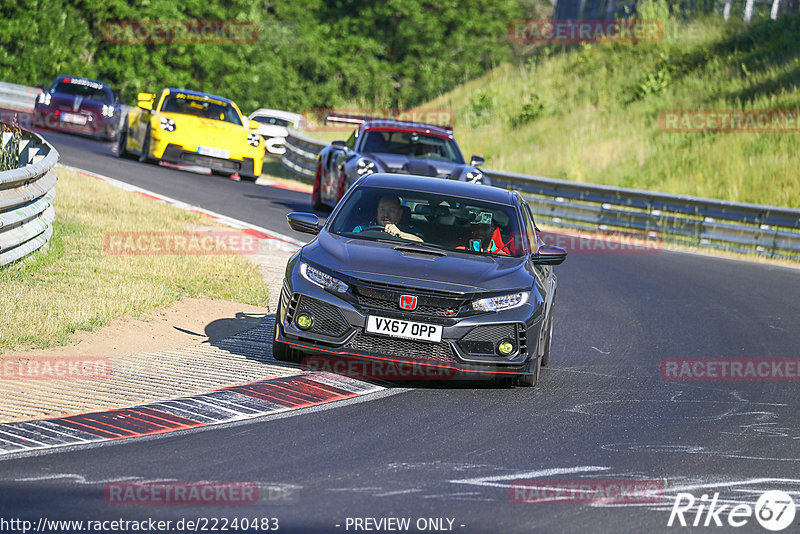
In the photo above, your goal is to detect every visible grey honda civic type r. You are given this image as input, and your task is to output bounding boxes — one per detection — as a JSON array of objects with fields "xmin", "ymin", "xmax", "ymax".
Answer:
[{"xmin": 274, "ymin": 174, "xmax": 566, "ymax": 386}]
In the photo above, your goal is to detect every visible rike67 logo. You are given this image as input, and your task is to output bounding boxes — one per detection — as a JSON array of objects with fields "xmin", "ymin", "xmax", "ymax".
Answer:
[{"xmin": 668, "ymin": 490, "xmax": 796, "ymax": 531}]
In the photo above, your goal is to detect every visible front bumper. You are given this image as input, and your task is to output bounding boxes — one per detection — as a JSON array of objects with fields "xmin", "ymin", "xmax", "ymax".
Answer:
[
  {"xmin": 34, "ymin": 109, "xmax": 116, "ymax": 139},
  {"xmin": 275, "ymin": 270, "xmax": 543, "ymax": 379}
]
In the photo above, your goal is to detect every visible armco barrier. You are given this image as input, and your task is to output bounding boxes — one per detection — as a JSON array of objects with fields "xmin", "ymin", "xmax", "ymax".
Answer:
[
  {"xmin": 0, "ymin": 123, "xmax": 58, "ymax": 266},
  {"xmin": 280, "ymin": 129, "xmax": 800, "ymax": 260},
  {"xmin": 0, "ymin": 81, "xmax": 39, "ymax": 112}
]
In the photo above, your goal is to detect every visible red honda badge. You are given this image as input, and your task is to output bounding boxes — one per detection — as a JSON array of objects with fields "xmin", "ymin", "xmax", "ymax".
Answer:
[{"xmin": 399, "ymin": 295, "xmax": 418, "ymax": 310}]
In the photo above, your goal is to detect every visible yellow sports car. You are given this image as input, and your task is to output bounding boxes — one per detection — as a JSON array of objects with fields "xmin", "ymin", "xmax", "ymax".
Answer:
[{"xmin": 118, "ymin": 88, "xmax": 264, "ymax": 180}]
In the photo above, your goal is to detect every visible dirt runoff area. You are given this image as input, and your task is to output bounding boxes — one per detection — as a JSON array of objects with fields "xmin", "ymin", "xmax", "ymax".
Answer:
[{"xmin": 1, "ymin": 297, "xmax": 271, "ymax": 360}]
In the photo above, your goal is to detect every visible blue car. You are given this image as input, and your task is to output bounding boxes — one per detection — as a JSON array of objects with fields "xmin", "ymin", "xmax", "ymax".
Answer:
[{"xmin": 312, "ymin": 118, "xmax": 488, "ymax": 212}]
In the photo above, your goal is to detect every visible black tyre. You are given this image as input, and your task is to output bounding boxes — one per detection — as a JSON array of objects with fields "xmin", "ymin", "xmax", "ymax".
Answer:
[
  {"xmin": 311, "ymin": 164, "xmax": 327, "ymax": 211},
  {"xmin": 272, "ymin": 320, "xmax": 301, "ymax": 363},
  {"xmin": 514, "ymin": 355, "xmax": 540, "ymax": 387},
  {"xmin": 116, "ymin": 126, "xmax": 131, "ymax": 158},
  {"xmin": 540, "ymin": 307, "xmax": 554, "ymax": 367}
]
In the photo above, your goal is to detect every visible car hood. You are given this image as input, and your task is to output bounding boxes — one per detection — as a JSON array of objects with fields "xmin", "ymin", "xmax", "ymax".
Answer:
[
  {"xmin": 302, "ymin": 231, "xmax": 532, "ymax": 294},
  {"xmin": 156, "ymin": 112, "xmax": 247, "ymax": 143},
  {"xmin": 366, "ymin": 153, "xmax": 462, "ymax": 178}
]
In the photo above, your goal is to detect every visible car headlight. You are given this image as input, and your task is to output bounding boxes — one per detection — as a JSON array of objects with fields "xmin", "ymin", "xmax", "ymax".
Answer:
[
  {"xmin": 465, "ymin": 170, "xmax": 485, "ymax": 184},
  {"xmin": 300, "ymin": 263, "xmax": 349, "ymax": 294},
  {"xmin": 471, "ymin": 292, "xmax": 529, "ymax": 312},
  {"xmin": 159, "ymin": 117, "xmax": 176, "ymax": 132},
  {"xmin": 247, "ymin": 133, "xmax": 261, "ymax": 147},
  {"xmin": 102, "ymin": 105, "xmax": 115, "ymax": 117},
  {"xmin": 356, "ymin": 158, "xmax": 377, "ymax": 176}
]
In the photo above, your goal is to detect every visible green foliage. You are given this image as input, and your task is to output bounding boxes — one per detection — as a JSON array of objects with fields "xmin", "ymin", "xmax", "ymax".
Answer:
[
  {"xmin": 634, "ymin": 64, "xmax": 672, "ymax": 99},
  {"xmin": 0, "ymin": 0, "xmax": 524, "ymax": 113},
  {"xmin": 636, "ymin": 0, "xmax": 673, "ymax": 22},
  {"xmin": 469, "ymin": 90, "xmax": 494, "ymax": 124},
  {"xmin": 431, "ymin": 12, "xmax": 800, "ymax": 208},
  {"xmin": 509, "ymin": 93, "xmax": 549, "ymax": 128},
  {"xmin": 0, "ymin": 120, "xmax": 22, "ymax": 171}
]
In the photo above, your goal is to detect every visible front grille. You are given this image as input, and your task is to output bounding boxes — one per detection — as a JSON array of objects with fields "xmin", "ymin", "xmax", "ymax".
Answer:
[
  {"xmin": 355, "ymin": 284, "xmax": 464, "ymax": 318},
  {"xmin": 295, "ymin": 295, "xmax": 350, "ymax": 337},
  {"xmin": 458, "ymin": 323, "xmax": 520, "ymax": 357},
  {"xmin": 356, "ymin": 279, "xmax": 466, "ymax": 298},
  {"xmin": 345, "ymin": 332, "xmax": 455, "ymax": 362},
  {"xmin": 357, "ymin": 295, "xmax": 458, "ymax": 317}
]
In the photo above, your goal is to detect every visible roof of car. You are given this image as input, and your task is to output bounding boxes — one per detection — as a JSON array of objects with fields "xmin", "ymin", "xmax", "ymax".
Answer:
[
  {"xmin": 166, "ymin": 88, "xmax": 233, "ymax": 104},
  {"xmin": 359, "ymin": 174, "xmax": 512, "ymax": 204},
  {"xmin": 362, "ymin": 120, "xmax": 453, "ymax": 139}
]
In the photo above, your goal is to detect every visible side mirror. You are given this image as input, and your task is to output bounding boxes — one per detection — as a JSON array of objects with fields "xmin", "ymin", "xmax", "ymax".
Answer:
[
  {"xmin": 112, "ymin": 89, "xmax": 120, "ymax": 102},
  {"xmin": 331, "ymin": 140, "xmax": 347, "ymax": 149},
  {"xmin": 470, "ymin": 155, "xmax": 485, "ymax": 167},
  {"xmin": 248, "ymin": 120, "xmax": 259, "ymax": 130},
  {"xmin": 137, "ymin": 92, "xmax": 154, "ymax": 111},
  {"xmin": 37, "ymin": 84, "xmax": 45, "ymax": 91},
  {"xmin": 531, "ymin": 244, "xmax": 567, "ymax": 266},
  {"xmin": 287, "ymin": 212, "xmax": 321, "ymax": 235}
]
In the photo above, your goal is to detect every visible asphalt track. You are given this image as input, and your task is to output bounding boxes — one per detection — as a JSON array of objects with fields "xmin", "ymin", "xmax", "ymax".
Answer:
[{"xmin": 2, "ymin": 131, "xmax": 799, "ymax": 533}]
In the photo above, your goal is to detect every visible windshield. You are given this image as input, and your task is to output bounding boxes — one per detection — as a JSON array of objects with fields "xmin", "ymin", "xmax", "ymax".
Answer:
[
  {"xmin": 329, "ymin": 187, "xmax": 524, "ymax": 256},
  {"xmin": 159, "ymin": 92, "xmax": 242, "ymax": 125},
  {"xmin": 359, "ymin": 130, "xmax": 464, "ymax": 163},
  {"xmin": 251, "ymin": 116, "xmax": 291, "ymax": 127},
  {"xmin": 51, "ymin": 79, "xmax": 113, "ymax": 104}
]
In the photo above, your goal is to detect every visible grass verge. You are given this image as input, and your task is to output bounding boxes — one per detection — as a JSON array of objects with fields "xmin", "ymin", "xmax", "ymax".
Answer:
[{"xmin": 0, "ymin": 166, "xmax": 269, "ymax": 351}]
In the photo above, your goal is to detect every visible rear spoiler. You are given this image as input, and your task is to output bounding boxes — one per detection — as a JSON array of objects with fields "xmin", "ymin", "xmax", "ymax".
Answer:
[{"xmin": 324, "ymin": 111, "xmax": 453, "ymax": 133}]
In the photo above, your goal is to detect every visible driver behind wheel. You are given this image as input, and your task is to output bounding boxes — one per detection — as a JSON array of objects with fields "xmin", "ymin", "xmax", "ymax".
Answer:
[{"xmin": 352, "ymin": 195, "xmax": 423, "ymax": 242}]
